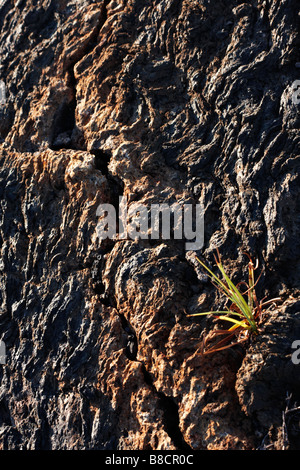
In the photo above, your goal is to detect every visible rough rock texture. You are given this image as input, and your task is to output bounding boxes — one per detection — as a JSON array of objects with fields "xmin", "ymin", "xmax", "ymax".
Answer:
[{"xmin": 0, "ymin": 0, "xmax": 300, "ymax": 450}]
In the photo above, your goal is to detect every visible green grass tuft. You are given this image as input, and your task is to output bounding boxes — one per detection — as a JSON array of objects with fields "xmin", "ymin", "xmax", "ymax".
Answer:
[{"xmin": 187, "ymin": 249, "xmax": 280, "ymax": 355}]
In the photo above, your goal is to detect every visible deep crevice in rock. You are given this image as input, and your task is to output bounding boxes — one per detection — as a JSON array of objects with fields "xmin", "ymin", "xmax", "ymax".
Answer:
[
  {"xmin": 98, "ymin": 290, "xmax": 191, "ymax": 450},
  {"xmin": 91, "ymin": 148, "xmax": 111, "ymax": 177},
  {"xmin": 157, "ymin": 393, "xmax": 192, "ymax": 451},
  {"xmin": 91, "ymin": 147, "xmax": 125, "ymax": 234},
  {"xmin": 118, "ymin": 313, "xmax": 138, "ymax": 361},
  {"xmin": 50, "ymin": 98, "xmax": 77, "ymax": 150},
  {"xmin": 50, "ymin": 0, "xmax": 110, "ymax": 151},
  {"xmin": 141, "ymin": 364, "xmax": 192, "ymax": 451}
]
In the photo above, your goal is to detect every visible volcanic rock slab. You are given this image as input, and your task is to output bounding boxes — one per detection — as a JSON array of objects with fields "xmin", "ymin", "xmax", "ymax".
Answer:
[{"xmin": 0, "ymin": 0, "xmax": 299, "ymax": 450}]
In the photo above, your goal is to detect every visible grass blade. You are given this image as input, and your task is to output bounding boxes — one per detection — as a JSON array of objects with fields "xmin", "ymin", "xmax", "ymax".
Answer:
[
  {"xmin": 217, "ymin": 315, "xmax": 252, "ymax": 330},
  {"xmin": 187, "ymin": 310, "xmax": 235, "ymax": 317}
]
